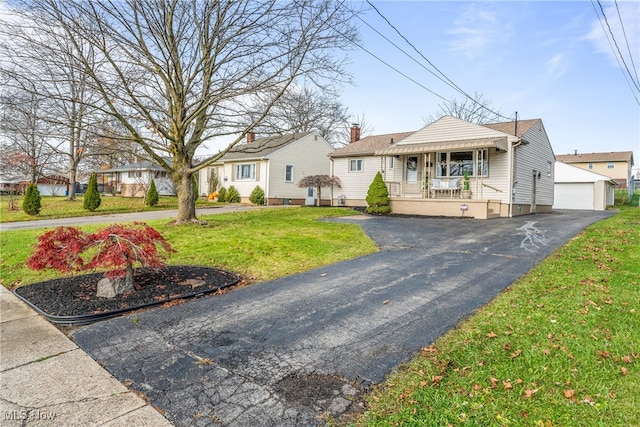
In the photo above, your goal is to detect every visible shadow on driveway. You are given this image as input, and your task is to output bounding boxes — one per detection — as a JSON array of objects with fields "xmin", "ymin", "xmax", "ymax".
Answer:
[{"xmin": 72, "ymin": 210, "xmax": 614, "ymax": 426}]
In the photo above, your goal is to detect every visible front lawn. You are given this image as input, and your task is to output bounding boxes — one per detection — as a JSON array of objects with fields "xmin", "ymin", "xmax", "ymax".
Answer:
[
  {"xmin": 0, "ymin": 207, "xmax": 377, "ymax": 288},
  {"xmin": 0, "ymin": 195, "xmax": 212, "ymax": 223},
  {"xmin": 354, "ymin": 206, "xmax": 640, "ymax": 426}
]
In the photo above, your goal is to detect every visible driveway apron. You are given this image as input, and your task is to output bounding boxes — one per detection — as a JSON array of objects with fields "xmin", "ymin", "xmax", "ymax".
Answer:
[{"xmin": 72, "ymin": 210, "xmax": 614, "ymax": 426}]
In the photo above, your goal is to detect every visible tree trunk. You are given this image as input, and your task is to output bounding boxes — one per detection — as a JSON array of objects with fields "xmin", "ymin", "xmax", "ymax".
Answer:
[{"xmin": 174, "ymin": 165, "xmax": 198, "ymax": 223}]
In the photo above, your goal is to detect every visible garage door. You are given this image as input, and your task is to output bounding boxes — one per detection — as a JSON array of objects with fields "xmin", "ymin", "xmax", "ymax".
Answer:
[{"xmin": 554, "ymin": 183, "xmax": 593, "ymax": 210}]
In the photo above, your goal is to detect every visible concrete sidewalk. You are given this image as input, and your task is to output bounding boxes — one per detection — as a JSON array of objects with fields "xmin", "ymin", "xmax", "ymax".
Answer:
[{"xmin": 0, "ymin": 286, "xmax": 172, "ymax": 426}]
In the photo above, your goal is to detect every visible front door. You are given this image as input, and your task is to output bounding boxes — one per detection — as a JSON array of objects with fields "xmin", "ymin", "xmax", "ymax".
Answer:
[
  {"xmin": 405, "ymin": 155, "xmax": 421, "ymax": 195},
  {"xmin": 305, "ymin": 186, "xmax": 315, "ymax": 206}
]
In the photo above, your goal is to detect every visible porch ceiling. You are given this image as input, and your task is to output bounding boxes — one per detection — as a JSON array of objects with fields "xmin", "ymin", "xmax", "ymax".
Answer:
[{"xmin": 375, "ymin": 137, "xmax": 508, "ymax": 156}]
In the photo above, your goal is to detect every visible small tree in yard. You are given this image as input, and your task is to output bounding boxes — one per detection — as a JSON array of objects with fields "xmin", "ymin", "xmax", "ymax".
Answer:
[
  {"xmin": 83, "ymin": 173, "xmax": 101, "ymax": 212},
  {"xmin": 226, "ymin": 186, "xmax": 240, "ymax": 203},
  {"xmin": 22, "ymin": 183, "xmax": 41, "ymax": 216},
  {"xmin": 217, "ymin": 187, "xmax": 227, "ymax": 203},
  {"xmin": 249, "ymin": 186, "xmax": 265, "ymax": 205},
  {"xmin": 297, "ymin": 175, "xmax": 341, "ymax": 207},
  {"xmin": 26, "ymin": 223, "xmax": 175, "ymax": 298},
  {"xmin": 146, "ymin": 180, "xmax": 159, "ymax": 207},
  {"xmin": 366, "ymin": 172, "xmax": 391, "ymax": 214}
]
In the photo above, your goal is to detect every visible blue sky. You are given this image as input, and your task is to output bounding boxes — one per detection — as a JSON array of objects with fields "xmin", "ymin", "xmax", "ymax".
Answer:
[{"xmin": 342, "ymin": 1, "xmax": 639, "ymax": 162}]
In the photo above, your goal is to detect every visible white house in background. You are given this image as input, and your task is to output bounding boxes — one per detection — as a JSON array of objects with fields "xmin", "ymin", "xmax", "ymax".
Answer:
[
  {"xmin": 200, "ymin": 132, "xmax": 334, "ymax": 205},
  {"xmin": 330, "ymin": 116, "xmax": 556, "ymax": 219},
  {"xmin": 96, "ymin": 161, "xmax": 175, "ymax": 197},
  {"xmin": 554, "ymin": 162, "xmax": 616, "ymax": 211}
]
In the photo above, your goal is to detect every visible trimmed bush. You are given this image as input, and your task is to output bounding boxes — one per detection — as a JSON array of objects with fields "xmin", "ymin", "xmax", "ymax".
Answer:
[
  {"xmin": 146, "ymin": 180, "xmax": 159, "ymax": 207},
  {"xmin": 192, "ymin": 175, "xmax": 199, "ymax": 198},
  {"xmin": 366, "ymin": 171, "xmax": 391, "ymax": 214},
  {"xmin": 83, "ymin": 173, "xmax": 101, "ymax": 212},
  {"xmin": 208, "ymin": 169, "xmax": 219, "ymax": 195},
  {"xmin": 217, "ymin": 187, "xmax": 227, "ymax": 202},
  {"xmin": 22, "ymin": 183, "xmax": 41, "ymax": 216},
  {"xmin": 249, "ymin": 186, "xmax": 265, "ymax": 205},
  {"xmin": 226, "ymin": 186, "xmax": 240, "ymax": 203}
]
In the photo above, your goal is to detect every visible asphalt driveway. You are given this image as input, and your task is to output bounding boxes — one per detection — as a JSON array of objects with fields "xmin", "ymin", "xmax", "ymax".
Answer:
[{"xmin": 72, "ymin": 210, "xmax": 614, "ymax": 426}]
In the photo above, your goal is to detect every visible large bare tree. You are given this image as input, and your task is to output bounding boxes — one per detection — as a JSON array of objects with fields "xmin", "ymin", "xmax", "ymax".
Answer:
[
  {"xmin": 424, "ymin": 92, "xmax": 503, "ymax": 125},
  {"xmin": 1, "ymin": 0, "xmax": 358, "ymax": 223},
  {"xmin": 0, "ymin": 88, "xmax": 58, "ymax": 183}
]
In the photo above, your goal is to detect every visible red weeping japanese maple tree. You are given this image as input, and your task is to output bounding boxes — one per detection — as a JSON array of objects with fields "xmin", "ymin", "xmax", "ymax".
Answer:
[{"xmin": 26, "ymin": 223, "xmax": 175, "ymax": 297}]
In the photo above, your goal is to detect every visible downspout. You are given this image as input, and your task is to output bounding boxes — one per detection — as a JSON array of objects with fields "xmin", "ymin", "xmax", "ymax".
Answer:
[
  {"xmin": 264, "ymin": 159, "xmax": 269, "ymax": 206},
  {"xmin": 330, "ymin": 157, "xmax": 334, "ymax": 206},
  {"xmin": 508, "ymin": 139, "xmax": 523, "ymax": 217}
]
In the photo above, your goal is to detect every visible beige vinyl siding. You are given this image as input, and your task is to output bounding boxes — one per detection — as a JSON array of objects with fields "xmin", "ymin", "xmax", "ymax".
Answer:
[
  {"xmin": 267, "ymin": 133, "xmax": 333, "ymax": 199},
  {"xmin": 219, "ymin": 160, "xmax": 268, "ymax": 199},
  {"xmin": 512, "ymin": 121, "xmax": 555, "ymax": 206},
  {"xmin": 396, "ymin": 116, "xmax": 509, "ymax": 145},
  {"xmin": 472, "ymin": 149, "xmax": 510, "ymax": 202},
  {"xmin": 333, "ymin": 156, "xmax": 382, "ymax": 203}
]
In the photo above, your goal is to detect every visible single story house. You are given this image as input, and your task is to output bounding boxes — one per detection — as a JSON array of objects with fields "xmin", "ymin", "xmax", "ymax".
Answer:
[
  {"xmin": 330, "ymin": 116, "xmax": 556, "ymax": 219},
  {"xmin": 18, "ymin": 175, "xmax": 70, "ymax": 197},
  {"xmin": 554, "ymin": 162, "xmax": 616, "ymax": 211},
  {"xmin": 96, "ymin": 161, "xmax": 175, "ymax": 197},
  {"xmin": 200, "ymin": 132, "xmax": 334, "ymax": 205}
]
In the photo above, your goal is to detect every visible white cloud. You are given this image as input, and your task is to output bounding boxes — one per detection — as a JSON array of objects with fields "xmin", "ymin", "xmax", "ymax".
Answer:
[
  {"xmin": 546, "ymin": 53, "xmax": 568, "ymax": 79},
  {"xmin": 447, "ymin": 5, "xmax": 505, "ymax": 58}
]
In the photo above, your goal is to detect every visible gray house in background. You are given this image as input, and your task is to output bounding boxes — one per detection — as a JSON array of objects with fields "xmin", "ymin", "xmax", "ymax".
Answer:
[{"xmin": 96, "ymin": 161, "xmax": 175, "ymax": 197}]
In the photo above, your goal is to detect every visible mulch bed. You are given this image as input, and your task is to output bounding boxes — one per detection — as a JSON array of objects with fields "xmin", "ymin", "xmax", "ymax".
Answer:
[{"xmin": 14, "ymin": 266, "xmax": 240, "ymax": 322}]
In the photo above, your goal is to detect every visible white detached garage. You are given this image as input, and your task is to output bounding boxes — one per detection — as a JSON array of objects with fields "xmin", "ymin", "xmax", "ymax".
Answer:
[{"xmin": 554, "ymin": 162, "xmax": 616, "ymax": 211}]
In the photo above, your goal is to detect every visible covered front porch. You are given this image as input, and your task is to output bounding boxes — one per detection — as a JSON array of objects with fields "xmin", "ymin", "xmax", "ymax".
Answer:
[{"xmin": 376, "ymin": 137, "xmax": 511, "ymax": 219}]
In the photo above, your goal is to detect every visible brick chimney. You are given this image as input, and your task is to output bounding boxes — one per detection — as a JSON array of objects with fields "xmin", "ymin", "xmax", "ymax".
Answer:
[
  {"xmin": 247, "ymin": 131, "xmax": 255, "ymax": 143},
  {"xmin": 350, "ymin": 124, "xmax": 360, "ymax": 144}
]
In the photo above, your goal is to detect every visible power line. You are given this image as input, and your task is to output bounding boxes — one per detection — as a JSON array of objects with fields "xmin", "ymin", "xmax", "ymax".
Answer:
[
  {"xmin": 595, "ymin": 0, "xmax": 640, "ymax": 92},
  {"xmin": 364, "ymin": 0, "xmax": 512, "ymax": 122},
  {"xmin": 614, "ymin": 0, "xmax": 639, "ymax": 85},
  {"xmin": 590, "ymin": 0, "xmax": 640, "ymax": 105}
]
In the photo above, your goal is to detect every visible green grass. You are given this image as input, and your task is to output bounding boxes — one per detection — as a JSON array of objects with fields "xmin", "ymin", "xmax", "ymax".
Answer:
[
  {"xmin": 354, "ymin": 205, "xmax": 640, "ymax": 426},
  {"xmin": 0, "ymin": 207, "xmax": 378, "ymax": 288},
  {"xmin": 0, "ymin": 195, "xmax": 212, "ymax": 223}
]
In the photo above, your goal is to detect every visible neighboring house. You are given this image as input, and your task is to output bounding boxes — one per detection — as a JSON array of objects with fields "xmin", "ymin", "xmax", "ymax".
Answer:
[
  {"xmin": 554, "ymin": 162, "xmax": 616, "ymax": 211},
  {"xmin": 96, "ymin": 161, "xmax": 175, "ymax": 197},
  {"xmin": 330, "ymin": 116, "xmax": 556, "ymax": 219},
  {"xmin": 200, "ymin": 132, "xmax": 334, "ymax": 205},
  {"xmin": 555, "ymin": 151, "xmax": 634, "ymax": 193}
]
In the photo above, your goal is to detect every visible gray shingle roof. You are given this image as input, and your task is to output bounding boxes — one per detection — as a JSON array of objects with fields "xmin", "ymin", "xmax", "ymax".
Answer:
[
  {"xmin": 218, "ymin": 133, "xmax": 313, "ymax": 161},
  {"xmin": 330, "ymin": 132, "xmax": 415, "ymax": 157}
]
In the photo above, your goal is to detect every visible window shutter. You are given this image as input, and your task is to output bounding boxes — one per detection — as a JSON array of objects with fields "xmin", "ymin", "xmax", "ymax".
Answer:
[{"xmin": 255, "ymin": 163, "xmax": 260, "ymax": 181}]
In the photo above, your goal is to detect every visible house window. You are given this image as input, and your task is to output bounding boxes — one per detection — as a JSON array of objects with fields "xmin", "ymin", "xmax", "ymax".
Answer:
[
  {"xmin": 607, "ymin": 162, "xmax": 614, "ymax": 169},
  {"xmin": 349, "ymin": 159, "xmax": 363, "ymax": 172},
  {"xmin": 285, "ymin": 165, "xmax": 294, "ymax": 182},
  {"xmin": 588, "ymin": 163, "xmax": 593, "ymax": 170},
  {"xmin": 389, "ymin": 156, "xmax": 394, "ymax": 169},
  {"xmin": 128, "ymin": 171, "xmax": 142, "ymax": 178},
  {"xmin": 153, "ymin": 171, "xmax": 167, "ymax": 179},
  {"xmin": 547, "ymin": 161, "xmax": 552, "ymax": 177},
  {"xmin": 235, "ymin": 163, "xmax": 256, "ymax": 180},
  {"xmin": 437, "ymin": 150, "xmax": 488, "ymax": 177}
]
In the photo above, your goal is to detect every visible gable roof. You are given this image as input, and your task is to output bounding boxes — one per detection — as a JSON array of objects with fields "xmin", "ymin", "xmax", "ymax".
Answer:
[
  {"xmin": 218, "ymin": 132, "xmax": 314, "ymax": 162},
  {"xmin": 554, "ymin": 161, "xmax": 617, "ymax": 184},
  {"xmin": 330, "ymin": 131, "xmax": 414, "ymax": 158},
  {"xmin": 556, "ymin": 151, "xmax": 634, "ymax": 164}
]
